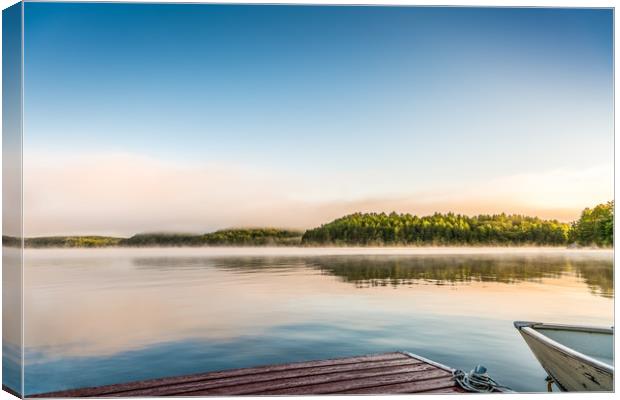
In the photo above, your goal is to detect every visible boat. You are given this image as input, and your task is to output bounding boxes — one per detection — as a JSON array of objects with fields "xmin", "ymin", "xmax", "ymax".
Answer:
[{"xmin": 514, "ymin": 321, "xmax": 613, "ymax": 391}]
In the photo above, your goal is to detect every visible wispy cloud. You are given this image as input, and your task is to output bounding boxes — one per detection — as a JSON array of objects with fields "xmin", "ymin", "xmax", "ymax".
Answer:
[{"xmin": 23, "ymin": 152, "xmax": 612, "ymax": 236}]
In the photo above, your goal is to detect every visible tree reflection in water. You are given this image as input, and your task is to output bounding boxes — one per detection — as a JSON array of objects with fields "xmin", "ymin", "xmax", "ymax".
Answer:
[{"xmin": 132, "ymin": 253, "xmax": 613, "ymax": 298}]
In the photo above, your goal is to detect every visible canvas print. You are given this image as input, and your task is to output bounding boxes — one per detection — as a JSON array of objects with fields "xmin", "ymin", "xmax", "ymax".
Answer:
[{"xmin": 2, "ymin": 2, "xmax": 614, "ymax": 397}]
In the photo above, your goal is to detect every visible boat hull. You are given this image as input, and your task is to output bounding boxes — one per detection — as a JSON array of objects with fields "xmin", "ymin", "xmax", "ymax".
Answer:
[{"xmin": 515, "ymin": 322, "xmax": 613, "ymax": 392}]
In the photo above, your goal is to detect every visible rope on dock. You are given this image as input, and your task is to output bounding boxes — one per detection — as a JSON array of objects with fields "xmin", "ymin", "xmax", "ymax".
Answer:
[{"xmin": 453, "ymin": 365, "xmax": 513, "ymax": 393}]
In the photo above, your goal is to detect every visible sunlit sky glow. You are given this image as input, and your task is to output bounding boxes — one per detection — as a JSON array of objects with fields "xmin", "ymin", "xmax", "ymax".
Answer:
[{"xmin": 23, "ymin": 4, "xmax": 613, "ymax": 236}]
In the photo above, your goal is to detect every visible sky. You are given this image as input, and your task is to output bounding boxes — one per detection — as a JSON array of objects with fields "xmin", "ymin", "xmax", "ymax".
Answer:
[{"xmin": 22, "ymin": 4, "xmax": 613, "ymax": 236}]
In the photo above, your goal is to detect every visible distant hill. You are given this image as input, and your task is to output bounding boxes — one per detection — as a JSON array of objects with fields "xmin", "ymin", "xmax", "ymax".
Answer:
[
  {"xmin": 119, "ymin": 228, "xmax": 303, "ymax": 247},
  {"xmin": 4, "ymin": 202, "xmax": 613, "ymax": 248},
  {"xmin": 4, "ymin": 228, "xmax": 304, "ymax": 248},
  {"xmin": 301, "ymin": 212, "xmax": 570, "ymax": 246},
  {"xmin": 20, "ymin": 236, "xmax": 122, "ymax": 248}
]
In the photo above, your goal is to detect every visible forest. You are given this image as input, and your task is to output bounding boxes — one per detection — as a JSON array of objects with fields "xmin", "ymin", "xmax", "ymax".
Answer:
[
  {"xmin": 119, "ymin": 228, "xmax": 303, "ymax": 247},
  {"xmin": 11, "ymin": 228, "xmax": 304, "ymax": 248},
  {"xmin": 569, "ymin": 201, "xmax": 613, "ymax": 247},
  {"xmin": 302, "ymin": 212, "xmax": 570, "ymax": 246},
  {"xmin": 302, "ymin": 201, "xmax": 613, "ymax": 247},
  {"xmin": 24, "ymin": 236, "xmax": 122, "ymax": 248},
  {"xmin": 3, "ymin": 201, "xmax": 613, "ymax": 248}
]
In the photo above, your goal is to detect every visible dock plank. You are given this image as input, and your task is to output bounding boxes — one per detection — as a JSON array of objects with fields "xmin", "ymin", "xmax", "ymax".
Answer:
[
  {"xmin": 336, "ymin": 376, "xmax": 460, "ymax": 394},
  {"xmin": 32, "ymin": 352, "xmax": 408, "ymax": 397},
  {"xmin": 32, "ymin": 351, "xmax": 467, "ymax": 397},
  {"xmin": 186, "ymin": 363, "xmax": 443, "ymax": 396},
  {"xmin": 106, "ymin": 358, "xmax": 422, "ymax": 397},
  {"xmin": 423, "ymin": 386, "xmax": 467, "ymax": 393},
  {"xmin": 29, "ymin": 352, "xmax": 411, "ymax": 397},
  {"xmin": 254, "ymin": 368, "xmax": 451, "ymax": 395}
]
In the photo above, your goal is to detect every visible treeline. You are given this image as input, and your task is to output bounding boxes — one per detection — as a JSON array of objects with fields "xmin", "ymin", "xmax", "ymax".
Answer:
[
  {"xmin": 120, "ymin": 228, "xmax": 303, "ymax": 247},
  {"xmin": 4, "ymin": 228, "xmax": 303, "ymax": 248},
  {"xmin": 1, "ymin": 236, "xmax": 122, "ymax": 248},
  {"xmin": 25, "ymin": 236, "xmax": 122, "ymax": 248},
  {"xmin": 569, "ymin": 201, "xmax": 613, "ymax": 247},
  {"xmin": 302, "ymin": 212, "xmax": 570, "ymax": 246},
  {"xmin": 302, "ymin": 202, "xmax": 614, "ymax": 247},
  {"xmin": 3, "ymin": 202, "xmax": 613, "ymax": 248}
]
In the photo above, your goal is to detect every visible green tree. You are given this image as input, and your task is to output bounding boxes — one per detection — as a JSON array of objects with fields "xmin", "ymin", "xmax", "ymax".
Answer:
[
  {"xmin": 570, "ymin": 201, "xmax": 614, "ymax": 247},
  {"xmin": 302, "ymin": 212, "xmax": 570, "ymax": 246}
]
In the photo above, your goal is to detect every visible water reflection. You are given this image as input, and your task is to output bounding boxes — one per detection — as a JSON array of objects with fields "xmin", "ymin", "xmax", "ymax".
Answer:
[
  {"xmin": 132, "ymin": 253, "xmax": 613, "ymax": 298},
  {"xmin": 23, "ymin": 249, "xmax": 613, "ymax": 395},
  {"xmin": 312, "ymin": 255, "xmax": 614, "ymax": 298}
]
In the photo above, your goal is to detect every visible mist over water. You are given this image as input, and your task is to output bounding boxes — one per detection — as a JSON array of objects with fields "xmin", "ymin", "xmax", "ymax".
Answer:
[{"xmin": 21, "ymin": 248, "xmax": 613, "ymax": 395}]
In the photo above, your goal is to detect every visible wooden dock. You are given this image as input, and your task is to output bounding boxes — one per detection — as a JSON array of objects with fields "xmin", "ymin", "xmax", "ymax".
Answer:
[{"xmin": 32, "ymin": 352, "xmax": 468, "ymax": 397}]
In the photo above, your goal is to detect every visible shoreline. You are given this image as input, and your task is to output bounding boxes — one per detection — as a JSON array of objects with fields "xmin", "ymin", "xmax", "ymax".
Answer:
[{"xmin": 20, "ymin": 246, "xmax": 613, "ymax": 257}]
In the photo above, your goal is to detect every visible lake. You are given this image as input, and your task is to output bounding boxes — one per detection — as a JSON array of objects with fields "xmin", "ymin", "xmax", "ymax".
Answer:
[{"xmin": 15, "ymin": 247, "xmax": 614, "ymax": 395}]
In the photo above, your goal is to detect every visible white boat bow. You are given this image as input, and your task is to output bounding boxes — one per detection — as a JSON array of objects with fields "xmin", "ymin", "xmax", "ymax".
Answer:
[{"xmin": 514, "ymin": 321, "xmax": 613, "ymax": 392}]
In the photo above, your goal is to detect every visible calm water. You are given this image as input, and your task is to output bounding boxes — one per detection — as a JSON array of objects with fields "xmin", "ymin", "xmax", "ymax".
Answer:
[{"xmin": 14, "ymin": 248, "xmax": 614, "ymax": 395}]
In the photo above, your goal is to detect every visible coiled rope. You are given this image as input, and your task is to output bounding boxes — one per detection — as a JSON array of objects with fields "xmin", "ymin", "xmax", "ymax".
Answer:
[{"xmin": 453, "ymin": 365, "xmax": 513, "ymax": 393}]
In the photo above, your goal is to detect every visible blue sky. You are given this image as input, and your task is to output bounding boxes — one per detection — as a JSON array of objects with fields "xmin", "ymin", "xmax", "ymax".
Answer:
[{"xmin": 22, "ymin": 4, "xmax": 613, "ymax": 235}]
